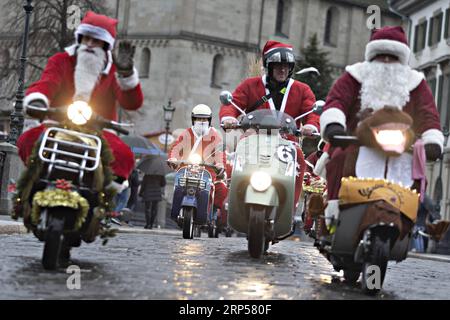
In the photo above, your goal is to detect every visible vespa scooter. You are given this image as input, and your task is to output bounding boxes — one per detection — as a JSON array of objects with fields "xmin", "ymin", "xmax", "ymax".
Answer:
[{"xmin": 219, "ymin": 91, "xmax": 323, "ymax": 258}]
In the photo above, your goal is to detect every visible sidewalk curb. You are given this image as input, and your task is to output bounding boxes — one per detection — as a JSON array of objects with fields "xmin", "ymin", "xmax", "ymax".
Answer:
[
  {"xmin": 407, "ymin": 252, "xmax": 450, "ymax": 263},
  {"xmin": 0, "ymin": 224, "xmax": 28, "ymax": 235},
  {"xmin": 116, "ymin": 227, "xmax": 180, "ymax": 237}
]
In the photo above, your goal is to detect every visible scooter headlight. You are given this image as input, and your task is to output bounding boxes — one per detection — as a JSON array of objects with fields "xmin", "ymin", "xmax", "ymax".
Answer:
[
  {"xmin": 188, "ymin": 153, "xmax": 202, "ymax": 165},
  {"xmin": 250, "ymin": 171, "xmax": 272, "ymax": 192},
  {"xmin": 67, "ymin": 101, "xmax": 92, "ymax": 125},
  {"xmin": 373, "ymin": 129, "xmax": 406, "ymax": 154}
]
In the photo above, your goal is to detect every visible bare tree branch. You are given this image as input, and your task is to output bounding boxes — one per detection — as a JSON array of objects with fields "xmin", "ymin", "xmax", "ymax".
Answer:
[{"xmin": 0, "ymin": 0, "xmax": 108, "ymax": 105}]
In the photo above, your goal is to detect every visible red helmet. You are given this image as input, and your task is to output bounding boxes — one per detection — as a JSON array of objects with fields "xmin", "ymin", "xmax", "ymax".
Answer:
[{"xmin": 262, "ymin": 40, "xmax": 296, "ymax": 78}]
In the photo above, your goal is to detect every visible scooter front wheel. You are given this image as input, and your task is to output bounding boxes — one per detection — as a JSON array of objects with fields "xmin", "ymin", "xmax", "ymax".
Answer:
[
  {"xmin": 182, "ymin": 208, "xmax": 194, "ymax": 239},
  {"xmin": 248, "ymin": 205, "xmax": 266, "ymax": 259}
]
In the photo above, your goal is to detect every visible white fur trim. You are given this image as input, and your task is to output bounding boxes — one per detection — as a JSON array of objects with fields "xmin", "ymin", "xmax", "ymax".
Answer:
[
  {"xmin": 220, "ymin": 116, "xmax": 238, "ymax": 124},
  {"xmin": 103, "ymin": 50, "xmax": 113, "ymax": 75},
  {"xmin": 313, "ymin": 151, "xmax": 329, "ymax": 179},
  {"xmin": 75, "ymin": 23, "xmax": 115, "ymax": 49},
  {"xmin": 302, "ymin": 124, "xmax": 318, "ymax": 133},
  {"xmin": 264, "ymin": 47, "xmax": 293, "ymax": 55},
  {"xmin": 107, "ymin": 180, "xmax": 128, "ymax": 194},
  {"xmin": 422, "ymin": 129, "xmax": 444, "ymax": 151},
  {"xmin": 324, "ymin": 199, "xmax": 340, "ymax": 227},
  {"xmin": 320, "ymin": 108, "xmax": 347, "ymax": 138},
  {"xmin": 23, "ymin": 92, "xmax": 49, "ymax": 108},
  {"xmin": 345, "ymin": 62, "xmax": 424, "ymax": 91},
  {"xmin": 116, "ymin": 67, "xmax": 139, "ymax": 90},
  {"xmin": 65, "ymin": 44, "xmax": 77, "ymax": 56},
  {"xmin": 365, "ymin": 39, "xmax": 411, "ymax": 65}
]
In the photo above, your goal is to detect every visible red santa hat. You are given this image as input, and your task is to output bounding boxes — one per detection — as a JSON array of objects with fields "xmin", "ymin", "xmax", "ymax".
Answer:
[
  {"xmin": 74, "ymin": 11, "xmax": 118, "ymax": 50},
  {"xmin": 262, "ymin": 40, "xmax": 295, "ymax": 68},
  {"xmin": 365, "ymin": 26, "xmax": 411, "ymax": 65}
]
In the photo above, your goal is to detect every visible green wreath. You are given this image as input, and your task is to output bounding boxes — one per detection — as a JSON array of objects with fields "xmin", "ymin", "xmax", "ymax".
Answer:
[{"xmin": 12, "ymin": 121, "xmax": 118, "ymax": 243}]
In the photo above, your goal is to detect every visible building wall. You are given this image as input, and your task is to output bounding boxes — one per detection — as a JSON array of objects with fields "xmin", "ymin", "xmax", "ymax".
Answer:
[
  {"xmin": 0, "ymin": 0, "xmax": 402, "ymax": 135},
  {"xmin": 409, "ymin": 0, "xmax": 450, "ymax": 69},
  {"xmin": 113, "ymin": 0, "xmax": 402, "ymax": 133},
  {"xmin": 404, "ymin": 0, "xmax": 450, "ymax": 222}
]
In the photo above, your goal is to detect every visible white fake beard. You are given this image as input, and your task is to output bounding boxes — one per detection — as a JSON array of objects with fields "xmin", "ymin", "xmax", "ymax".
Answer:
[
  {"xmin": 74, "ymin": 44, "xmax": 106, "ymax": 101},
  {"xmin": 192, "ymin": 122, "xmax": 210, "ymax": 137},
  {"xmin": 359, "ymin": 61, "xmax": 411, "ymax": 111}
]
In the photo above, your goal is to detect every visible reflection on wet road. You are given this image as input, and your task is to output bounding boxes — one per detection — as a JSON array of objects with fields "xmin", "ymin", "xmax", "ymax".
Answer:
[{"xmin": 0, "ymin": 232, "xmax": 449, "ymax": 299}]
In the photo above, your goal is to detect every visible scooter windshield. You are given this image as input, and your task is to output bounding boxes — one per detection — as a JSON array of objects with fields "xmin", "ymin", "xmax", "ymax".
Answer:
[{"xmin": 240, "ymin": 109, "xmax": 297, "ymax": 135}]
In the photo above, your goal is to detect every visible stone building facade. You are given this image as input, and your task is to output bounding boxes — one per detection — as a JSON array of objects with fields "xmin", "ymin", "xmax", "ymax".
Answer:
[{"xmin": 0, "ymin": 0, "xmax": 402, "ymax": 135}]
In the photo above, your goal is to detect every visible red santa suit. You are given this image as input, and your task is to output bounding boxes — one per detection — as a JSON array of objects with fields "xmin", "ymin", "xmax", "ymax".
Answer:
[
  {"xmin": 17, "ymin": 11, "xmax": 143, "ymax": 179},
  {"xmin": 219, "ymin": 75, "xmax": 320, "ymax": 132},
  {"xmin": 320, "ymin": 26, "xmax": 444, "ymax": 202},
  {"xmin": 169, "ymin": 127, "xmax": 228, "ymax": 209}
]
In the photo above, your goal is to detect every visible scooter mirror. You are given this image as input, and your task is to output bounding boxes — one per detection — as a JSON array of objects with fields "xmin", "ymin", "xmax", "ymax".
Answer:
[
  {"xmin": 219, "ymin": 91, "xmax": 233, "ymax": 106},
  {"xmin": 312, "ymin": 100, "xmax": 325, "ymax": 115},
  {"xmin": 296, "ymin": 67, "xmax": 320, "ymax": 76}
]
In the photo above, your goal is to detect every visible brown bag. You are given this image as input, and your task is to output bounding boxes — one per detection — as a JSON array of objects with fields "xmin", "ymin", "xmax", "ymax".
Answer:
[
  {"xmin": 354, "ymin": 200, "xmax": 413, "ymax": 246},
  {"xmin": 426, "ymin": 220, "xmax": 450, "ymax": 242}
]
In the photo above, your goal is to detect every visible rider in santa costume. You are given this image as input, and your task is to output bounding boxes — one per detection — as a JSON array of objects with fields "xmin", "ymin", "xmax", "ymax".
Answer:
[
  {"xmin": 17, "ymin": 11, "xmax": 143, "ymax": 186},
  {"xmin": 319, "ymin": 26, "xmax": 444, "ymax": 214},
  {"xmin": 168, "ymin": 104, "xmax": 228, "ymax": 217},
  {"xmin": 219, "ymin": 40, "xmax": 320, "ymax": 207}
]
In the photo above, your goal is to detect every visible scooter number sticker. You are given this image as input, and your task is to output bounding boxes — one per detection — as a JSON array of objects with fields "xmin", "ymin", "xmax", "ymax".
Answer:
[{"xmin": 277, "ymin": 145, "xmax": 295, "ymax": 163}]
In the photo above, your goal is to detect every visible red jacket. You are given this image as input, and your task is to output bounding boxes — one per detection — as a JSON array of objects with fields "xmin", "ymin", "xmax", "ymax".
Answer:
[
  {"xmin": 24, "ymin": 46, "xmax": 143, "ymax": 121},
  {"xmin": 219, "ymin": 75, "xmax": 320, "ymax": 132},
  {"xmin": 169, "ymin": 127, "xmax": 226, "ymax": 180}
]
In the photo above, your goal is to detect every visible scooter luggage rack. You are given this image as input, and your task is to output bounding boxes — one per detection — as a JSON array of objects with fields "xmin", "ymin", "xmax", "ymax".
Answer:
[
  {"xmin": 179, "ymin": 168, "xmax": 207, "ymax": 190},
  {"xmin": 38, "ymin": 127, "xmax": 102, "ymax": 183}
]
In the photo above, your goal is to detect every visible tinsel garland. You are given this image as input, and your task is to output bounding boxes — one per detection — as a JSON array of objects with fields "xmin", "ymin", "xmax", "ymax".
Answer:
[
  {"xmin": 31, "ymin": 189, "xmax": 89, "ymax": 230},
  {"xmin": 12, "ymin": 120, "xmax": 118, "ymax": 244}
]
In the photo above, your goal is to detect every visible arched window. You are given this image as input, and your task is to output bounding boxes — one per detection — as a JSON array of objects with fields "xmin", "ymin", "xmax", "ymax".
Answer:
[
  {"xmin": 211, "ymin": 54, "xmax": 224, "ymax": 88},
  {"xmin": 139, "ymin": 48, "xmax": 150, "ymax": 78},
  {"xmin": 275, "ymin": 0, "xmax": 291, "ymax": 37},
  {"xmin": 324, "ymin": 7, "xmax": 340, "ymax": 47}
]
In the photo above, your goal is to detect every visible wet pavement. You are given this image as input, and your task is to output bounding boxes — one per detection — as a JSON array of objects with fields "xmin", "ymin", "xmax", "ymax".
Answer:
[{"xmin": 0, "ymin": 232, "xmax": 449, "ymax": 300}]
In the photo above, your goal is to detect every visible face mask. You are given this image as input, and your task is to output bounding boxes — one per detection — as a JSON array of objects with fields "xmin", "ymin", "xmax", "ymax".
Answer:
[{"xmin": 193, "ymin": 121, "xmax": 210, "ymax": 136}]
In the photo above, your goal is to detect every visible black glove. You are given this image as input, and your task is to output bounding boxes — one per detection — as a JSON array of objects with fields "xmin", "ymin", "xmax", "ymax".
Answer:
[
  {"xmin": 113, "ymin": 40, "xmax": 136, "ymax": 77},
  {"xmin": 424, "ymin": 143, "xmax": 442, "ymax": 161},
  {"xmin": 25, "ymin": 99, "xmax": 47, "ymax": 119},
  {"xmin": 324, "ymin": 123, "xmax": 347, "ymax": 148}
]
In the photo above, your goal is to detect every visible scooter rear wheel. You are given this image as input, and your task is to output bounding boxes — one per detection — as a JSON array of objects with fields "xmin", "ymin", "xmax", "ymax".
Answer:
[
  {"xmin": 42, "ymin": 213, "xmax": 65, "ymax": 270},
  {"xmin": 361, "ymin": 236, "xmax": 389, "ymax": 295},
  {"xmin": 182, "ymin": 208, "xmax": 194, "ymax": 239},
  {"xmin": 248, "ymin": 205, "xmax": 266, "ymax": 259}
]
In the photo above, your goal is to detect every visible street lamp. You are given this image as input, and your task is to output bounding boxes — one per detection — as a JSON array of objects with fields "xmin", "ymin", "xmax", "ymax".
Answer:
[
  {"xmin": 163, "ymin": 100, "xmax": 175, "ymax": 153},
  {"xmin": 8, "ymin": 0, "xmax": 34, "ymax": 145}
]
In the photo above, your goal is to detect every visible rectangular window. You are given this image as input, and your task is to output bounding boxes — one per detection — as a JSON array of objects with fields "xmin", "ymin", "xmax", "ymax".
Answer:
[
  {"xmin": 445, "ymin": 8, "xmax": 450, "ymax": 39},
  {"xmin": 429, "ymin": 12, "xmax": 443, "ymax": 46},
  {"xmin": 437, "ymin": 75, "xmax": 444, "ymax": 114},
  {"xmin": 414, "ymin": 24, "xmax": 420, "ymax": 52},
  {"xmin": 443, "ymin": 74, "xmax": 450, "ymax": 130},
  {"xmin": 414, "ymin": 20, "xmax": 427, "ymax": 52}
]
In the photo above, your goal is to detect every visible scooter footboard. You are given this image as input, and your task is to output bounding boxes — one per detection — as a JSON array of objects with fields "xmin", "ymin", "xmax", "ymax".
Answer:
[{"xmin": 331, "ymin": 204, "xmax": 368, "ymax": 255}]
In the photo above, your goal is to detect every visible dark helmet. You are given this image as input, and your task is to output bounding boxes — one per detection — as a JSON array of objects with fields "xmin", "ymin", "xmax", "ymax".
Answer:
[{"xmin": 262, "ymin": 40, "xmax": 296, "ymax": 78}]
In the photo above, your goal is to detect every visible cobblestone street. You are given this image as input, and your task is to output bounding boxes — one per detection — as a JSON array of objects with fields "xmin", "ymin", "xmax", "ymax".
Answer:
[{"xmin": 0, "ymin": 231, "xmax": 449, "ymax": 300}]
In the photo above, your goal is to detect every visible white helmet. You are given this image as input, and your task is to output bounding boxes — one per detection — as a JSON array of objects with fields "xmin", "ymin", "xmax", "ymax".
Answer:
[{"xmin": 191, "ymin": 104, "xmax": 212, "ymax": 125}]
